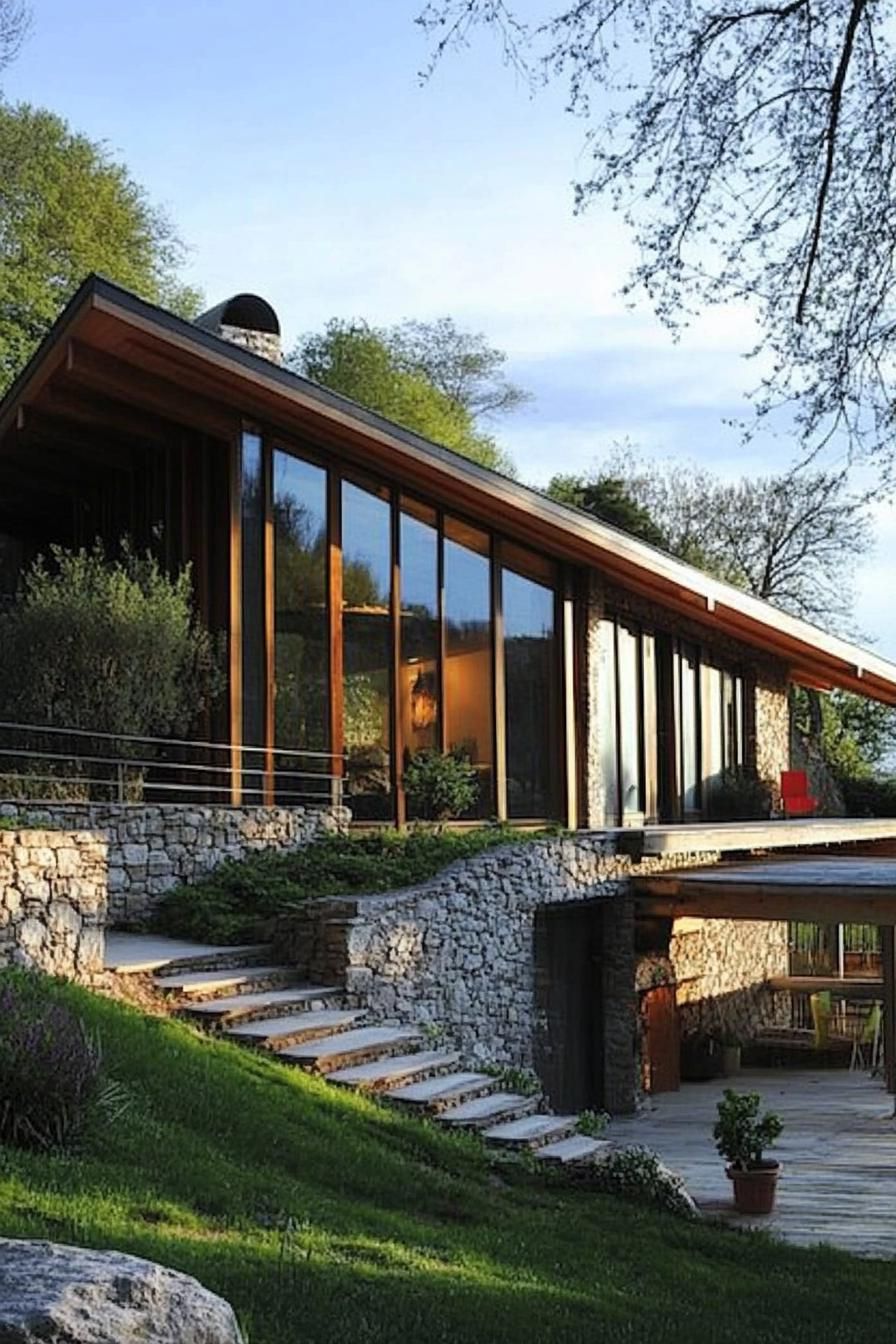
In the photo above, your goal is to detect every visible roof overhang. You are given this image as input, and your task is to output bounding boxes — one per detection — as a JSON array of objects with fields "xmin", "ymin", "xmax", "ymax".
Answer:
[{"xmin": 2, "ymin": 274, "xmax": 896, "ymax": 705}]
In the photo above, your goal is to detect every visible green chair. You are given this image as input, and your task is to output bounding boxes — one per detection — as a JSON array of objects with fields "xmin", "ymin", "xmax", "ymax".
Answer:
[
  {"xmin": 810, "ymin": 990, "xmax": 832, "ymax": 1050},
  {"xmin": 850, "ymin": 1001, "xmax": 882, "ymax": 1073}
]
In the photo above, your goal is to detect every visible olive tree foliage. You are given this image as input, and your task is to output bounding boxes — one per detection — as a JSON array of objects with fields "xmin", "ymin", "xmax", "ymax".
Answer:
[
  {"xmin": 0, "ymin": 101, "xmax": 201, "ymax": 393},
  {"xmin": 290, "ymin": 317, "xmax": 522, "ymax": 475},
  {"xmin": 418, "ymin": 1, "xmax": 896, "ymax": 472}
]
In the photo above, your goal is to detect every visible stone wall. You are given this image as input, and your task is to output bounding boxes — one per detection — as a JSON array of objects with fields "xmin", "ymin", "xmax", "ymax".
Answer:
[
  {"xmin": 0, "ymin": 829, "xmax": 106, "ymax": 979},
  {"xmin": 754, "ymin": 671, "xmax": 791, "ymax": 807},
  {"xmin": 0, "ymin": 803, "xmax": 348, "ymax": 923},
  {"xmin": 669, "ymin": 916, "xmax": 790, "ymax": 1041},
  {"xmin": 282, "ymin": 834, "xmax": 738, "ymax": 1113}
]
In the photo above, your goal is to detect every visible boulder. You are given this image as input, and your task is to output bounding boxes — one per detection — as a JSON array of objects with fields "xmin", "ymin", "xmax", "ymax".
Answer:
[{"xmin": 0, "ymin": 1238, "xmax": 243, "ymax": 1343}]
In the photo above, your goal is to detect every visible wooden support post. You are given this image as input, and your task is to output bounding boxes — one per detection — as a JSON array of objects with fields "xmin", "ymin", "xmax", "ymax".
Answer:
[{"xmin": 882, "ymin": 925, "xmax": 896, "ymax": 1098}]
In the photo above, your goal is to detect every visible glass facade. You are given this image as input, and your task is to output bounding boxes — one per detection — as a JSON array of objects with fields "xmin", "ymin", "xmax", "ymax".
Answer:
[{"xmin": 238, "ymin": 434, "xmax": 564, "ymax": 822}]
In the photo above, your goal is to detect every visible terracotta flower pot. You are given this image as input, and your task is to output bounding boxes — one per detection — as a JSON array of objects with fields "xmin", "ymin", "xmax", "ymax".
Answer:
[{"xmin": 726, "ymin": 1160, "xmax": 781, "ymax": 1214}]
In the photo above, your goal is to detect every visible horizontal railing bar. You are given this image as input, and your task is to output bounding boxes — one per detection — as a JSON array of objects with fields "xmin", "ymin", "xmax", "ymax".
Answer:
[
  {"xmin": 0, "ymin": 720, "xmax": 343, "ymax": 763},
  {"xmin": 0, "ymin": 746, "xmax": 338, "ymax": 784},
  {"xmin": 0, "ymin": 775, "xmax": 337, "ymax": 803}
]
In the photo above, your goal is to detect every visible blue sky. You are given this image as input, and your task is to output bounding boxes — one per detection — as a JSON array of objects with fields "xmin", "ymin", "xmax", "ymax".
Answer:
[{"xmin": 4, "ymin": 0, "xmax": 894, "ymax": 657}]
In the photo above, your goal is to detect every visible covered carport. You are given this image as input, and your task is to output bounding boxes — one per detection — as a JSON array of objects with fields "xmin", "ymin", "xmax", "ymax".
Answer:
[{"xmin": 634, "ymin": 856, "xmax": 896, "ymax": 1093}]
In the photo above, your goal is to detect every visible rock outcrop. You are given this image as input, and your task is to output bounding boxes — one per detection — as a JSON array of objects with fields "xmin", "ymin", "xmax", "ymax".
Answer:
[{"xmin": 0, "ymin": 1238, "xmax": 243, "ymax": 1343}]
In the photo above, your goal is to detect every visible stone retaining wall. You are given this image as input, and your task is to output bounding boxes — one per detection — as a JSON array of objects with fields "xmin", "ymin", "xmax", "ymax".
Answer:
[
  {"xmin": 0, "ymin": 829, "xmax": 107, "ymax": 979},
  {"xmin": 281, "ymin": 834, "xmax": 741, "ymax": 1113},
  {"xmin": 0, "ymin": 803, "xmax": 349, "ymax": 922},
  {"xmin": 669, "ymin": 917, "xmax": 790, "ymax": 1040}
]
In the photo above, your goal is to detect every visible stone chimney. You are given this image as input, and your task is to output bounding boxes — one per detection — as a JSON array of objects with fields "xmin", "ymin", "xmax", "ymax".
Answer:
[{"xmin": 194, "ymin": 293, "xmax": 282, "ymax": 364}]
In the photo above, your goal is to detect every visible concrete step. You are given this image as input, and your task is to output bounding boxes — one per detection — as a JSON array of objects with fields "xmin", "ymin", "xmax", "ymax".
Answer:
[
  {"xmin": 327, "ymin": 1051, "xmax": 461, "ymax": 1092},
  {"xmin": 154, "ymin": 966, "xmax": 302, "ymax": 1000},
  {"xmin": 225, "ymin": 1009, "xmax": 364, "ymax": 1049},
  {"xmin": 534, "ymin": 1136, "xmax": 612, "ymax": 1165},
  {"xmin": 482, "ymin": 1113, "xmax": 578, "ymax": 1149},
  {"xmin": 278, "ymin": 1026, "xmax": 424, "ymax": 1073},
  {"xmin": 437, "ymin": 1091, "xmax": 537, "ymax": 1130},
  {"xmin": 388, "ymin": 1071, "xmax": 496, "ymax": 1112},
  {"xmin": 182, "ymin": 985, "xmax": 342, "ymax": 1024}
]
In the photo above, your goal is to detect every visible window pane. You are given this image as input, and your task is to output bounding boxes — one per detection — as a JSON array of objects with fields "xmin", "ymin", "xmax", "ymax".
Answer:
[
  {"xmin": 400, "ymin": 504, "xmax": 440, "ymax": 817},
  {"xmin": 342, "ymin": 480, "xmax": 392, "ymax": 820},
  {"xmin": 241, "ymin": 430, "xmax": 265, "ymax": 798},
  {"xmin": 703, "ymin": 664, "xmax": 723, "ymax": 801},
  {"xmin": 598, "ymin": 619, "xmax": 619, "ymax": 825},
  {"xmin": 444, "ymin": 517, "xmax": 493, "ymax": 817},
  {"xmin": 617, "ymin": 624, "xmax": 642, "ymax": 816},
  {"xmin": 680, "ymin": 645, "xmax": 700, "ymax": 815},
  {"xmin": 273, "ymin": 449, "xmax": 329, "ymax": 802},
  {"xmin": 503, "ymin": 566, "xmax": 557, "ymax": 819}
]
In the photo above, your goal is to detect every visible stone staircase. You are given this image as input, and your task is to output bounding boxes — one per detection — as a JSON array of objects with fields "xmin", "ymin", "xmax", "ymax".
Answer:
[{"xmin": 139, "ymin": 942, "xmax": 610, "ymax": 1166}]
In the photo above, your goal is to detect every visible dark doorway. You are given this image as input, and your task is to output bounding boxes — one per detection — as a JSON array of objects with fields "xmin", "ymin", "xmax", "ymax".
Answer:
[{"xmin": 534, "ymin": 903, "xmax": 605, "ymax": 1112}]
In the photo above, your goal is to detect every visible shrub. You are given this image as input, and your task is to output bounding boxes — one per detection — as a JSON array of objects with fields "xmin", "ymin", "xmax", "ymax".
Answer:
[
  {"xmin": 706, "ymin": 767, "xmax": 773, "ymax": 821},
  {"xmin": 0, "ymin": 541, "xmax": 223, "ymax": 782},
  {"xmin": 153, "ymin": 825, "xmax": 530, "ymax": 944},
  {"xmin": 402, "ymin": 749, "xmax": 478, "ymax": 822},
  {"xmin": 840, "ymin": 774, "xmax": 896, "ymax": 818},
  {"xmin": 0, "ymin": 971, "xmax": 109, "ymax": 1151},
  {"xmin": 587, "ymin": 1146, "xmax": 696, "ymax": 1219},
  {"xmin": 713, "ymin": 1089, "xmax": 782, "ymax": 1171}
]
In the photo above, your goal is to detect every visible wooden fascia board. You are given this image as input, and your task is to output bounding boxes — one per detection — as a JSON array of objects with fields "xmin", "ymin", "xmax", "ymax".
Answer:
[{"xmin": 634, "ymin": 879, "xmax": 896, "ymax": 923}]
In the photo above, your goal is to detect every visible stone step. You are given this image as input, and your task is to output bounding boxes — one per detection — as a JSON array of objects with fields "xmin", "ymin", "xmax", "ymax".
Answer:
[
  {"xmin": 278, "ymin": 1026, "xmax": 424, "ymax": 1073},
  {"xmin": 534, "ymin": 1136, "xmax": 613, "ymax": 1165},
  {"xmin": 437, "ymin": 1091, "xmax": 537, "ymax": 1130},
  {"xmin": 154, "ymin": 966, "xmax": 302, "ymax": 1000},
  {"xmin": 327, "ymin": 1051, "xmax": 461, "ymax": 1092},
  {"xmin": 482, "ymin": 1113, "xmax": 578, "ymax": 1149},
  {"xmin": 388, "ymin": 1071, "xmax": 496, "ymax": 1112},
  {"xmin": 225, "ymin": 1009, "xmax": 364, "ymax": 1049},
  {"xmin": 105, "ymin": 935, "xmax": 272, "ymax": 975},
  {"xmin": 181, "ymin": 985, "xmax": 342, "ymax": 1024}
]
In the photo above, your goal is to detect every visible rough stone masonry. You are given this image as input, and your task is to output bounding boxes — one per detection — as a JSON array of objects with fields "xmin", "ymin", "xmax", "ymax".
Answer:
[{"xmin": 0, "ymin": 828, "xmax": 107, "ymax": 979}]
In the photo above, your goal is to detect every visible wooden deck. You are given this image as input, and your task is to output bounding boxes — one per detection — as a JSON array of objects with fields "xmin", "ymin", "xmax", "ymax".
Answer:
[{"xmin": 607, "ymin": 1069, "xmax": 896, "ymax": 1258}]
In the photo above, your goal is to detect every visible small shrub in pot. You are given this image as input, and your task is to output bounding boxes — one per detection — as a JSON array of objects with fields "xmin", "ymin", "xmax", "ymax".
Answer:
[{"xmin": 713, "ymin": 1089, "xmax": 783, "ymax": 1214}]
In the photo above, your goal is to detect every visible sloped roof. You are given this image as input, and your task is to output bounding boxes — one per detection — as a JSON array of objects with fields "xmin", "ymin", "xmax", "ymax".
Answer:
[{"xmin": 2, "ymin": 272, "xmax": 895, "ymax": 705}]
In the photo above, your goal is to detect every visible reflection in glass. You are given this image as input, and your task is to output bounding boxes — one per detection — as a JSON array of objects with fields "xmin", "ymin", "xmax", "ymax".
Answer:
[
  {"xmin": 680, "ymin": 645, "xmax": 700, "ymax": 815},
  {"xmin": 342, "ymin": 481, "xmax": 392, "ymax": 819},
  {"xmin": 241, "ymin": 430, "xmax": 265, "ymax": 798},
  {"xmin": 598, "ymin": 619, "xmax": 619, "ymax": 825},
  {"xmin": 400, "ymin": 503, "xmax": 440, "ymax": 816},
  {"xmin": 503, "ymin": 566, "xmax": 556, "ymax": 818},
  {"xmin": 444, "ymin": 518, "xmax": 492, "ymax": 817},
  {"xmin": 617, "ymin": 624, "xmax": 642, "ymax": 817},
  {"xmin": 273, "ymin": 450, "xmax": 329, "ymax": 800}
]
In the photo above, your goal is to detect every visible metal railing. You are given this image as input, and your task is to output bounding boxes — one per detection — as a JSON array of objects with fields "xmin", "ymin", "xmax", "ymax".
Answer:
[{"xmin": 0, "ymin": 720, "xmax": 344, "ymax": 808}]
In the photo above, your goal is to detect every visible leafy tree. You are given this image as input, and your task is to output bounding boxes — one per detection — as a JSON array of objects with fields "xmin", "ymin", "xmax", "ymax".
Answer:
[
  {"xmin": 792, "ymin": 686, "xmax": 896, "ymax": 782},
  {"xmin": 546, "ymin": 472, "xmax": 669, "ymax": 550},
  {"xmin": 0, "ymin": 101, "xmax": 201, "ymax": 393},
  {"xmin": 290, "ymin": 318, "xmax": 519, "ymax": 475},
  {"xmin": 418, "ymin": 1, "xmax": 896, "ymax": 467}
]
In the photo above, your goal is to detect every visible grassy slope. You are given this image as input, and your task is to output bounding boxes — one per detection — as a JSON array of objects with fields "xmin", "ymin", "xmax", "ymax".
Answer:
[{"xmin": 1, "ymin": 981, "xmax": 894, "ymax": 1344}]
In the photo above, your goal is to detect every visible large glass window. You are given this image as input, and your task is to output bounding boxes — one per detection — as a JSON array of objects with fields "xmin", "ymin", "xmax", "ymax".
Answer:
[
  {"xmin": 342, "ymin": 480, "xmax": 392, "ymax": 819},
  {"xmin": 503, "ymin": 563, "xmax": 556, "ymax": 819},
  {"xmin": 240, "ymin": 430, "xmax": 265, "ymax": 798},
  {"xmin": 598, "ymin": 619, "xmax": 619, "ymax": 825},
  {"xmin": 617, "ymin": 623, "xmax": 643, "ymax": 818},
  {"xmin": 444, "ymin": 517, "xmax": 493, "ymax": 817},
  {"xmin": 273, "ymin": 449, "xmax": 329, "ymax": 801},
  {"xmin": 400, "ymin": 500, "xmax": 440, "ymax": 815},
  {"xmin": 679, "ymin": 644, "xmax": 700, "ymax": 816}
]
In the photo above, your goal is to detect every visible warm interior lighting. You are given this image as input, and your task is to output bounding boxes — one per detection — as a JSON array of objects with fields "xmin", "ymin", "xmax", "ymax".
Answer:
[{"xmin": 410, "ymin": 668, "xmax": 437, "ymax": 730}]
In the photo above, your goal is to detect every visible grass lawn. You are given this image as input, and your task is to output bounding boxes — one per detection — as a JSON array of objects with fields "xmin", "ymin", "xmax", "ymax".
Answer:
[
  {"xmin": 1, "ymin": 978, "xmax": 894, "ymax": 1344},
  {"xmin": 152, "ymin": 825, "xmax": 542, "ymax": 943}
]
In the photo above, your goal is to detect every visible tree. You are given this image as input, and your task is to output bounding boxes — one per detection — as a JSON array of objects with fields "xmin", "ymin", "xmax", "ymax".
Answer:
[
  {"xmin": 290, "ymin": 318, "xmax": 520, "ymax": 475},
  {"xmin": 792, "ymin": 686, "xmax": 896, "ymax": 781},
  {"xmin": 0, "ymin": 101, "xmax": 201, "ymax": 393},
  {"xmin": 546, "ymin": 472, "xmax": 669, "ymax": 550},
  {"xmin": 598, "ymin": 448, "xmax": 872, "ymax": 631},
  {"xmin": 0, "ymin": 0, "xmax": 29, "ymax": 76},
  {"xmin": 418, "ymin": 2, "xmax": 896, "ymax": 469}
]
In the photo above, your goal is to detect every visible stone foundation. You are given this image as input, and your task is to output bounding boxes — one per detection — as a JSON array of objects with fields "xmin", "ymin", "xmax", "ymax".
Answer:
[
  {"xmin": 0, "ymin": 803, "xmax": 349, "ymax": 922},
  {"xmin": 669, "ymin": 916, "xmax": 790, "ymax": 1041},
  {"xmin": 0, "ymin": 829, "xmax": 107, "ymax": 979}
]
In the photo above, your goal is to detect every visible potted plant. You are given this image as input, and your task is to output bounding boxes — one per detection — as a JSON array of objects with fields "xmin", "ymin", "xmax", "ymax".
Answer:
[
  {"xmin": 713, "ymin": 1089, "xmax": 782, "ymax": 1214},
  {"xmin": 720, "ymin": 1032, "xmax": 743, "ymax": 1077}
]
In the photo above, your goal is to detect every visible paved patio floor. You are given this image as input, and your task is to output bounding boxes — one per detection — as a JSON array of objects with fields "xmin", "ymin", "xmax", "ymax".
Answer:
[{"xmin": 607, "ymin": 1069, "xmax": 896, "ymax": 1258}]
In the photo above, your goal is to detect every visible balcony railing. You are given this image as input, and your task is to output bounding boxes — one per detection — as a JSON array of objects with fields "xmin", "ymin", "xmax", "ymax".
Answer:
[{"xmin": 0, "ymin": 720, "xmax": 344, "ymax": 808}]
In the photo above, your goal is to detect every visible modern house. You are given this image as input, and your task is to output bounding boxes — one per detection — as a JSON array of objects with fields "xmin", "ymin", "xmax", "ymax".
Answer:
[
  {"xmin": 5, "ymin": 276, "xmax": 896, "ymax": 1113},
  {"xmin": 2, "ymin": 274, "xmax": 895, "ymax": 828}
]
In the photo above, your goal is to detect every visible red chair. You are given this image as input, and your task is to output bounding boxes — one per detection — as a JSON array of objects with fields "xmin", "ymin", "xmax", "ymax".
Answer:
[{"xmin": 780, "ymin": 769, "xmax": 818, "ymax": 818}]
